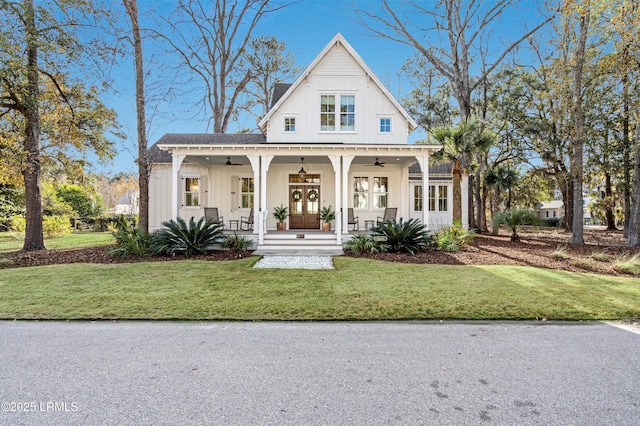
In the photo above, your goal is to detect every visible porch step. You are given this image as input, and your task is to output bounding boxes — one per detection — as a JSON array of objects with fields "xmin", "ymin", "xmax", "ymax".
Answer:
[
  {"xmin": 255, "ymin": 232, "xmax": 344, "ymax": 255},
  {"xmin": 253, "ymin": 245, "xmax": 344, "ymax": 256}
]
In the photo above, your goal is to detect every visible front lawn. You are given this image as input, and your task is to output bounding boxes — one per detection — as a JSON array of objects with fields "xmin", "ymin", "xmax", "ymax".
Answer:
[
  {"xmin": 0, "ymin": 231, "xmax": 114, "ymax": 254},
  {"xmin": 1, "ymin": 257, "xmax": 638, "ymax": 320}
]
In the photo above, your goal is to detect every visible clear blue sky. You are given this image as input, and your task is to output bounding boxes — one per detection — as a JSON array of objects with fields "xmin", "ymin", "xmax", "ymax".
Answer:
[{"xmin": 99, "ymin": 0, "xmax": 546, "ymax": 176}]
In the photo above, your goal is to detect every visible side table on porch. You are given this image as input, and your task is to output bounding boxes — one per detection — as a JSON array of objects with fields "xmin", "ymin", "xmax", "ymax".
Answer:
[
  {"xmin": 228, "ymin": 220, "xmax": 239, "ymax": 231},
  {"xmin": 364, "ymin": 220, "xmax": 375, "ymax": 231}
]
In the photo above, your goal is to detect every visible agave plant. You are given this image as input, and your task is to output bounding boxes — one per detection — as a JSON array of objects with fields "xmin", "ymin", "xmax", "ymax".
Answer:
[
  {"xmin": 150, "ymin": 216, "xmax": 225, "ymax": 258},
  {"xmin": 371, "ymin": 218, "xmax": 431, "ymax": 255},
  {"xmin": 492, "ymin": 208, "xmax": 540, "ymax": 242}
]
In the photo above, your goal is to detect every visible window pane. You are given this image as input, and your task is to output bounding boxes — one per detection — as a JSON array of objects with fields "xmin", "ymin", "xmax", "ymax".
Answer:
[
  {"xmin": 184, "ymin": 178, "xmax": 200, "ymax": 207},
  {"xmin": 241, "ymin": 178, "xmax": 254, "ymax": 209},
  {"xmin": 428, "ymin": 185, "xmax": 436, "ymax": 211},
  {"xmin": 374, "ymin": 194, "xmax": 387, "ymax": 209},
  {"xmin": 320, "ymin": 95, "xmax": 335, "ymax": 131},
  {"xmin": 340, "ymin": 95, "xmax": 355, "ymax": 131},
  {"xmin": 414, "ymin": 185, "xmax": 422, "ymax": 211},
  {"xmin": 353, "ymin": 194, "xmax": 368, "ymax": 209},
  {"xmin": 353, "ymin": 177, "xmax": 368, "ymax": 209},
  {"xmin": 438, "ymin": 185, "xmax": 448, "ymax": 211},
  {"xmin": 380, "ymin": 118, "xmax": 391, "ymax": 133},
  {"xmin": 284, "ymin": 117, "xmax": 296, "ymax": 132},
  {"xmin": 373, "ymin": 177, "xmax": 387, "ymax": 193}
]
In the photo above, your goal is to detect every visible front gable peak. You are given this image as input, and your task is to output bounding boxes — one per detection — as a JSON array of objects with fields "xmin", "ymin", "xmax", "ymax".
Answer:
[{"xmin": 258, "ymin": 33, "xmax": 417, "ymax": 134}]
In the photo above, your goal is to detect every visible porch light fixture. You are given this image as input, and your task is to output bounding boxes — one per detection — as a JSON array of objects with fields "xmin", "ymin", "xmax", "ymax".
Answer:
[{"xmin": 297, "ymin": 157, "xmax": 307, "ymax": 181}]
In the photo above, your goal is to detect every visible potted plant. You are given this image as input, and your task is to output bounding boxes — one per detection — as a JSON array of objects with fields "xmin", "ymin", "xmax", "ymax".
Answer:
[
  {"xmin": 272, "ymin": 204, "xmax": 288, "ymax": 231},
  {"xmin": 320, "ymin": 205, "xmax": 335, "ymax": 231}
]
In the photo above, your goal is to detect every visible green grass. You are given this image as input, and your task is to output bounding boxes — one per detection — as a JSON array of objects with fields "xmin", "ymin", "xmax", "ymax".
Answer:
[
  {"xmin": 0, "ymin": 231, "xmax": 114, "ymax": 254},
  {"xmin": 1, "ymin": 257, "xmax": 639, "ymax": 321}
]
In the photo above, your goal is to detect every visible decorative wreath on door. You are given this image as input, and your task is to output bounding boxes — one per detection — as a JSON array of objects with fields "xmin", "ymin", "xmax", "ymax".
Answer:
[
  {"xmin": 291, "ymin": 189, "xmax": 303, "ymax": 202},
  {"xmin": 307, "ymin": 189, "xmax": 319, "ymax": 202}
]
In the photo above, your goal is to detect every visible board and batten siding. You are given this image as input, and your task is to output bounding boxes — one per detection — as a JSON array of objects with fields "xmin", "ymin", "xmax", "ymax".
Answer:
[{"xmin": 265, "ymin": 44, "xmax": 409, "ymax": 145}]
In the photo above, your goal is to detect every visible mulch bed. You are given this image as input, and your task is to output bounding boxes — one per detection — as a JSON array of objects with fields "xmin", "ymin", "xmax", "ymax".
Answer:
[{"xmin": 4, "ymin": 228, "xmax": 640, "ymax": 276}]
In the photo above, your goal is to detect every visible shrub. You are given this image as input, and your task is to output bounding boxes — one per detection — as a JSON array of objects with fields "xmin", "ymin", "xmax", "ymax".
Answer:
[
  {"xmin": 221, "ymin": 233, "xmax": 254, "ymax": 253},
  {"xmin": 150, "ymin": 216, "xmax": 224, "ymax": 258},
  {"xmin": 433, "ymin": 223, "xmax": 475, "ymax": 252},
  {"xmin": 613, "ymin": 254, "xmax": 640, "ymax": 275},
  {"xmin": 371, "ymin": 218, "xmax": 431, "ymax": 255},
  {"xmin": 492, "ymin": 209, "xmax": 541, "ymax": 242},
  {"xmin": 344, "ymin": 234, "xmax": 380, "ymax": 254},
  {"xmin": 550, "ymin": 245, "xmax": 571, "ymax": 260},
  {"xmin": 108, "ymin": 215, "xmax": 152, "ymax": 259},
  {"xmin": 42, "ymin": 215, "xmax": 72, "ymax": 238},
  {"xmin": 10, "ymin": 216, "xmax": 26, "ymax": 233},
  {"xmin": 590, "ymin": 250, "xmax": 611, "ymax": 263}
]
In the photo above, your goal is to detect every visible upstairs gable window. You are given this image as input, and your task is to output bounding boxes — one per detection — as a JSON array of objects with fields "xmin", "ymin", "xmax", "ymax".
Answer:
[
  {"xmin": 320, "ymin": 95, "xmax": 335, "ymax": 131},
  {"xmin": 320, "ymin": 94, "xmax": 355, "ymax": 132},
  {"xmin": 284, "ymin": 116, "xmax": 296, "ymax": 133},
  {"xmin": 379, "ymin": 117, "xmax": 391, "ymax": 133}
]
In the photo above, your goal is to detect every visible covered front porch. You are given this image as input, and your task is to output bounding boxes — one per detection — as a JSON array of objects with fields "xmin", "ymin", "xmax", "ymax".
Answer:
[{"xmin": 156, "ymin": 143, "xmax": 442, "ymax": 253}]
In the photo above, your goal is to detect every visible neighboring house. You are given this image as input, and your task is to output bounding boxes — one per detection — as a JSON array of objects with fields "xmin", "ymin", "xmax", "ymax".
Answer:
[
  {"xmin": 113, "ymin": 190, "xmax": 140, "ymax": 215},
  {"xmin": 148, "ymin": 33, "xmax": 462, "ymax": 252},
  {"xmin": 537, "ymin": 200, "xmax": 564, "ymax": 221}
]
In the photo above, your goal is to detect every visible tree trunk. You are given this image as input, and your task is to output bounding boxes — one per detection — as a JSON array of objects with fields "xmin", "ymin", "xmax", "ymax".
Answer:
[
  {"xmin": 570, "ymin": 8, "xmax": 589, "ymax": 245},
  {"xmin": 604, "ymin": 171, "xmax": 616, "ymax": 230},
  {"xmin": 468, "ymin": 174, "xmax": 476, "ymax": 229},
  {"xmin": 124, "ymin": 0, "xmax": 149, "ymax": 232},
  {"xmin": 622, "ymin": 73, "xmax": 631, "ymax": 237},
  {"xmin": 452, "ymin": 161, "xmax": 462, "ymax": 224},
  {"xmin": 627, "ymin": 121, "xmax": 640, "ymax": 246},
  {"xmin": 22, "ymin": 0, "xmax": 45, "ymax": 251}
]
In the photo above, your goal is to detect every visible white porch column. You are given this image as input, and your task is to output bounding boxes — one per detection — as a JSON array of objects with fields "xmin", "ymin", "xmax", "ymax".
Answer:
[
  {"xmin": 259, "ymin": 155, "xmax": 274, "ymax": 245},
  {"xmin": 247, "ymin": 155, "xmax": 260, "ymax": 236},
  {"xmin": 417, "ymin": 155, "xmax": 430, "ymax": 230},
  {"xmin": 341, "ymin": 155, "xmax": 354, "ymax": 233},
  {"xmin": 171, "ymin": 154, "xmax": 186, "ymax": 220},
  {"xmin": 328, "ymin": 155, "xmax": 342, "ymax": 244}
]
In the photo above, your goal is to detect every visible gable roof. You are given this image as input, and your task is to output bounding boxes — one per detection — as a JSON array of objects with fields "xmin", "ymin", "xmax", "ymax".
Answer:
[
  {"xmin": 271, "ymin": 83, "xmax": 293, "ymax": 108},
  {"xmin": 258, "ymin": 33, "xmax": 418, "ymax": 132}
]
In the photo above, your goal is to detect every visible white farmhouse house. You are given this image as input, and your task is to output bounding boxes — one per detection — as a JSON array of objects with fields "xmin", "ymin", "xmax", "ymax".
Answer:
[{"xmin": 148, "ymin": 33, "xmax": 465, "ymax": 254}]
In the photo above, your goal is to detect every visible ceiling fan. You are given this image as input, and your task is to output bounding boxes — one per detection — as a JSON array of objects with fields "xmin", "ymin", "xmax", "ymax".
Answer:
[
  {"xmin": 365, "ymin": 157, "xmax": 385, "ymax": 167},
  {"xmin": 221, "ymin": 157, "xmax": 243, "ymax": 166}
]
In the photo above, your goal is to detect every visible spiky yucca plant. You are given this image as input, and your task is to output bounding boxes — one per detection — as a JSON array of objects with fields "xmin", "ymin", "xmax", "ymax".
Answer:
[
  {"xmin": 150, "ymin": 216, "xmax": 225, "ymax": 258},
  {"xmin": 371, "ymin": 218, "xmax": 431, "ymax": 255}
]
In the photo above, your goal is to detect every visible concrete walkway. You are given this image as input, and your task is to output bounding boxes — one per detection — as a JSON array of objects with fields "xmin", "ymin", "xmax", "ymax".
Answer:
[{"xmin": 1, "ymin": 321, "xmax": 638, "ymax": 425}]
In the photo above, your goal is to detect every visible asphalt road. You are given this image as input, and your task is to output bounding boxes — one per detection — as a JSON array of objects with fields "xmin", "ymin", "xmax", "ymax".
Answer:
[{"xmin": 1, "ymin": 321, "xmax": 638, "ymax": 425}]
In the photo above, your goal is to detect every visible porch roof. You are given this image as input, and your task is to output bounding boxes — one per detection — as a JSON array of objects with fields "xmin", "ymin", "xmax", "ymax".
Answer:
[{"xmin": 154, "ymin": 142, "xmax": 443, "ymax": 167}]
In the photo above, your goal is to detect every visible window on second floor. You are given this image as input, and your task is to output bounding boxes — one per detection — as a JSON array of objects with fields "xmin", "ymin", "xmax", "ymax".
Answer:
[
  {"xmin": 379, "ymin": 117, "xmax": 392, "ymax": 133},
  {"xmin": 320, "ymin": 94, "xmax": 355, "ymax": 132},
  {"xmin": 284, "ymin": 116, "xmax": 296, "ymax": 133}
]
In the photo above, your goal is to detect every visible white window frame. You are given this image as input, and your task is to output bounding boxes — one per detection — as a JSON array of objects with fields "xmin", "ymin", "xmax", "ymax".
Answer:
[
  {"xmin": 283, "ymin": 115, "xmax": 297, "ymax": 133},
  {"xmin": 182, "ymin": 175, "xmax": 201, "ymax": 208},
  {"xmin": 353, "ymin": 176, "xmax": 369, "ymax": 209},
  {"xmin": 320, "ymin": 93, "xmax": 356, "ymax": 133},
  {"xmin": 239, "ymin": 176, "xmax": 254, "ymax": 209},
  {"xmin": 373, "ymin": 176, "xmax": 388, "ymax": 209},
  {"xmin": 428, "ymin": 184, "xmax": 449, "ymax": 212},
  {"xmin": 378, "ymin": 116, "xmax": 392, "ymax": 134}
]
